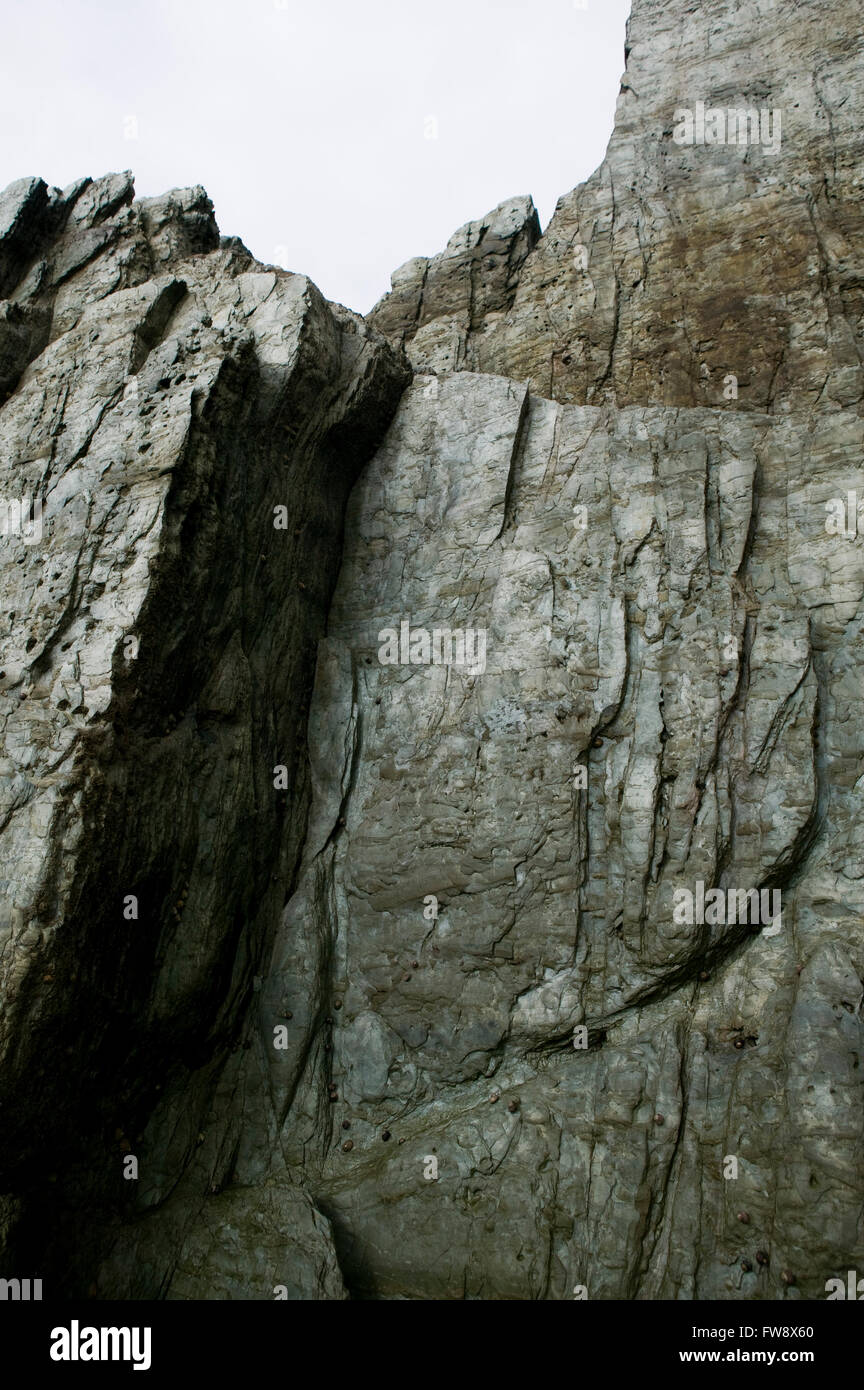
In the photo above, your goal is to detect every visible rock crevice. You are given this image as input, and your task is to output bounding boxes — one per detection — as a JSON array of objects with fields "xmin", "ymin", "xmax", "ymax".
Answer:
[{"xmin": 0, "ymin": 0, "xmax": 862, "ymax": 1302}]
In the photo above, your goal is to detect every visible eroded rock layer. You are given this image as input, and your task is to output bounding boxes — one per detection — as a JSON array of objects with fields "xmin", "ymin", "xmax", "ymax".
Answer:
[
  {"xmin": 370, "ymin": 0, "xmax": 864, "ymax": 414},
  {"xmin": 271, "ymin": 375, "xmax": 863, "ymax": 1299},
  {"xmin": 1, "ymin": 0, "xmax": 863, "ymax": 1302},
  {"xmin": 0, "ymin": 170, "xmax": 407, "ymax": 1295}
]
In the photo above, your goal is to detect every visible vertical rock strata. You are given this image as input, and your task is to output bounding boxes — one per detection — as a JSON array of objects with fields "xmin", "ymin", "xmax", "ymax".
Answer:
[
  {"xmin": 288, "ymin": 0, "xmax": 864, "ymax": 1298},
  {"xmin": 0, "ymin": 172, "xmax": 408, "ymax": 1295},
  {"xmin": 285, "ymin": 377, "xmax": 863, "ymax": 1299},
  {"xmin": 0, "ymin": 0, "xmax": 862, "ymax": 1301},
  {"xmin": 370, "ymin": 0, "xmax": 864, "ymax": 414}
]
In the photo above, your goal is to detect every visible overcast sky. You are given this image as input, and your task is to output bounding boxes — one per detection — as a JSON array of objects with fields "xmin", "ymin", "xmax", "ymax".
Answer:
[{"xmin": 0, "ymin": 0, "xmax": 631, "ymax": 314}]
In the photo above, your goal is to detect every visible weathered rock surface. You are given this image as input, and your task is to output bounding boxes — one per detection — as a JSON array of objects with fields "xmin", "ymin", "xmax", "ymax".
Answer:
[
  {"xmin": 0, "ymin": 169, "xmax": 407, "ymax": 1295},
  {"xmin": 369, "ymin": 195, "xmax": 541, "ymax": 376},
  {"xmin": 272, "ymin": 374, "xmax": 863, "ymax": 1298},
  {"xmin": 370, "ymin": 0, "xmax": 864, "ymax": 414},
  {"xmin": 1, "ymin": 0, "xmax": 863, "ymax": 1302}
]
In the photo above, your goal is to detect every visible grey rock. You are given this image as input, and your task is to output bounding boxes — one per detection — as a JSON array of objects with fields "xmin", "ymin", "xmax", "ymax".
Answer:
[
  {"xmin": 370, "ymin": 195, "xmax": 540, "ymax": 374},
  {"xmin": 266, "ymin": 374, "xmax": 863, "ymax": 1299},
  {"xmin": 371, "ymin": 0, "xmax": 864, "ymax": 414},
  {"xmin": 0, "ymin": 169, "xmax": 408, "ymax": 1296},
  {"xmin": 1, "ymin": 0, "xmax": 863, "ymax": 1304}
]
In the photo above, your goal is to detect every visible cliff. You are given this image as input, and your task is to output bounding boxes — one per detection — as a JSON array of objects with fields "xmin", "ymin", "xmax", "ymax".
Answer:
[{"xmin": 0, "ymin": 0, "xmax": 862, "ymax": 1300}]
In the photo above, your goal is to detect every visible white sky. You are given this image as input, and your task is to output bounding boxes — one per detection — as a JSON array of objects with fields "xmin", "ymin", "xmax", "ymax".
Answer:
[{"xmin": 0, "ymin": 0, "xmax": 631, "ymax": 314}]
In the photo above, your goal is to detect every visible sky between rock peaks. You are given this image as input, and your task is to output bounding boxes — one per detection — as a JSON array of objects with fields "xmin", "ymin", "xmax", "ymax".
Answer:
[{"xmin": 0, "ymin": 0, "xmax": 632, "ymax": 315}]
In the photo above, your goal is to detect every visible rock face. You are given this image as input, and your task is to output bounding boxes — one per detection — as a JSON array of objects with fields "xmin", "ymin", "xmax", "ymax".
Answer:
[
  {"xmin": 0, "ymin": 170, "xmax": 407, "ymax": 1295},
  {"xmin": 369, "ymin": 195, "xmax": 541, "ymax": 377},
  {"xmin": 370, "ymin": 0, "xmax": 864, "ymax": 414},
  {"xmin": 284, "ymin": 377, "xmax": 863, "ymax": 1299},
  {"xmin": 1, "ymin": 0, "xmax": 863, "ymax": 1301}
]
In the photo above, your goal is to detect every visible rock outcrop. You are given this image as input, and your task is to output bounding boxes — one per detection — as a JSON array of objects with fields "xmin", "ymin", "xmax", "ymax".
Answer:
[
  {"xmin": 369, "ymin": 195, "xmax": 541, "ymax": 377},
  {"xmin": 282, "ymin": 375, "xmax": 863, "ymax": 1299},
  {"xmin": 371, "ymin": 0, "xmax": 864, "ymax": 415},
  {"xmin": 0, "ymin": 170, "xmax": 408, "ymax": 1295},
  {"xmin": 1, "ymin": 0, "xmax": 862, "ymax": 1300}
]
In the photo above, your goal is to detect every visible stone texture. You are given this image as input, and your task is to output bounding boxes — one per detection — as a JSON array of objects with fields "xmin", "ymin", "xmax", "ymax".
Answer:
[
  {"xmin": 264, "ymin": 374, "xmax": 864, "ymax": 1299},
  {"xmin": 369, "ymin": 195, "xmax": 540, "ymax": 375},
  {"xmin": 1, "ymin": 0, "xmax": 863, "ymax": 1303},
  {"xmin": 370, "ymin": 0, "xmax": 864, "ymax": 414},
  {"xmin": 0, "ymin": 170, "xmax": 408, "ymax": 1295}
]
